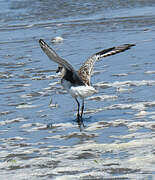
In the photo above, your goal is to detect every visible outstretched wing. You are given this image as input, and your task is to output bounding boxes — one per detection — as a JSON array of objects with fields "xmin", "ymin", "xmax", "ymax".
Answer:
[
  {"xmin": 78, "ymin": 44, "xmax": 135, "ymax": 86},
  {"xmin": 39, "ymin": 39, "xmax": 84, "ymax": 85},
  {"xmin": 39, "ymin": 39, "xmax": 75, "ymax": 72}
]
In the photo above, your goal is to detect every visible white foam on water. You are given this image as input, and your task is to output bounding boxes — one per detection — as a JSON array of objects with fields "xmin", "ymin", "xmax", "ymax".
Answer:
[
  {"xmin": 0, "ymin": 117, "xmax": 27, "ymax": 126},
  {"xmin": 112, "ymin": 73, "xmax": 128, "ymax": 77},
  {"xmin": 0, "ymin": 117, "xmax": 155, "ymax": 179},
  {"xmin": 144, "ymin": 70, "xmax": 155, "ymax": 74},
  {"xmin": 95, "ymin": 80, "xmax": 155, "ymax": 88},
  {"xmin": 16, "ymin": 104, "xmax": 39, "ymax": 109},
  {"xmin": 87, "ymin": 94, "xmax": 117, "ymax": 101},
  {"xmin": 116, "ymin": 87, "xmax": 132, "ymax": 92},
  {"xmin": 135, "ymin": 110, "xmax": 155, "ymax": 117},
  {"xmin": 83, "ymin": 100, "xmax": 155, "ymax": 117},
  {"xmin": 128, "ymin": 121, "xmax": 155, "ymax": 131},
  {"xmin": 21, "ymin": 122, "xmax": 47, "ymax": 132}
]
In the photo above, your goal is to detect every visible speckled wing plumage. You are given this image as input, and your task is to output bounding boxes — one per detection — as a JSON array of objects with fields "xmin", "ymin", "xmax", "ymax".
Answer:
[{"xmin": 78, "ymin": 44, "xmax": 135, "ymax": 86}]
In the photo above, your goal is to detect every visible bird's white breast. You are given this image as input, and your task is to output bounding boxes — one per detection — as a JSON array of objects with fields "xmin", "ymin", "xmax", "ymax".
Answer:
[
  {"xmin": 61, "ymin": 79, "xmax": 97, "ymax": 98},
  {"xmin": 70, "ymin": 85, "xmax": 97, "ymax": 98}
]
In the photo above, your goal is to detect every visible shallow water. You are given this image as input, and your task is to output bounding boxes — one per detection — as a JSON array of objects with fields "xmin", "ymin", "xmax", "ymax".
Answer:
[{"xmin": 0, "ymin": 0, "xmax": 155, "ymax": 179}]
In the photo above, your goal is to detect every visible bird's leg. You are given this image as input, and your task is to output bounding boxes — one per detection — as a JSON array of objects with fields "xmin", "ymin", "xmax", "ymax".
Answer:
[
  {"xmin": 75, "ymin": 98, "xmax": 80, "ymax": 121},
  {"xmin": 75, "ymin": 98, "xmax": 83, "ymax": 129},
  {"xmin": 80, "ymin": 99, "xmax": 85, "ymax": 128},
  {"xmin": 80, "ymin": 99, "xmax": 84, "ymax": 119},
  {"xmin": 75, "ymin": 98, "xmax": 85, "ymax": 129}
]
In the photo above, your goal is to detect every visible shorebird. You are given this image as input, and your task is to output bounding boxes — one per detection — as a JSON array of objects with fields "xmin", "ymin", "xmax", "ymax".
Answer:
[{"xmin": 39, "ymin": 39, "xmax": 135, "ymax": 123}]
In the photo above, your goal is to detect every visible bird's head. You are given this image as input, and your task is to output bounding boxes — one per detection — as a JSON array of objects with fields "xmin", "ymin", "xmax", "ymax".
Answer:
[
  {"xmin": 56, "ymin": 66, "xmax": 63, "ymax": 73},
  {"xmin": 56, "ymin": 65, "xmax": 66, "ymax": 77}
]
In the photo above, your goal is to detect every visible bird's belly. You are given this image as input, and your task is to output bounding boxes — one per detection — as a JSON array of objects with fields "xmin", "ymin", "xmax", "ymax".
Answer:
[{"xmin": 70, "ymin": 85, "xmax": 97, "ymax": 98}]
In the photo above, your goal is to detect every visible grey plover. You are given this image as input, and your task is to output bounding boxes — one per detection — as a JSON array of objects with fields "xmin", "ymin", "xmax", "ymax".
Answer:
[{"xmin": 39, "ymin": 39, "xmax": 135, "ymax": 123}]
